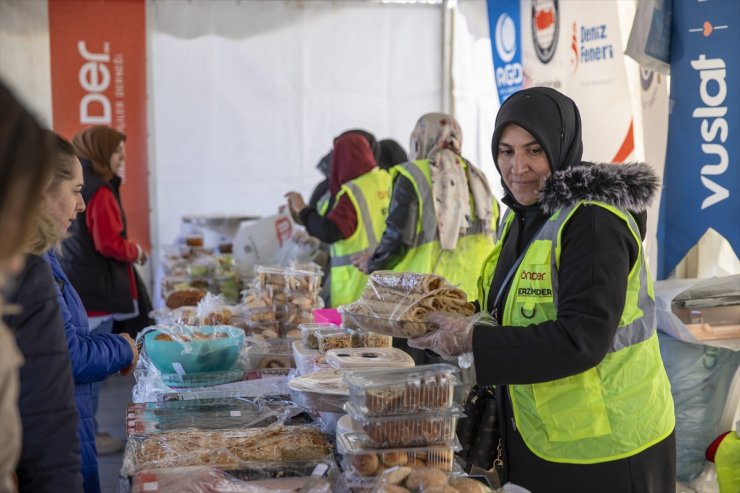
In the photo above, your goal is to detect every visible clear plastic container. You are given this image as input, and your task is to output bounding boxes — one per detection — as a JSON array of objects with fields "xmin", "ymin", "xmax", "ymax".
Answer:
[
  {"xmin": 336, "ymin": 430, "xmax": 459, "ymax": 478},
  {"xmin": 243, "ymin": 305, "xmax": 277, "ymax": 324},
  {"xmin": 255, "ymin": 265, "xmax": 289, "ymax": 289},
  {"xmin": 343, "ymin": 364, "xmax": 460, "ymax": 416},
  {"xmin": 245, "ymin": 338, "xmax": 295, "ymax": 369},
  {"xmin": 241, "ymin": 287, "xmax": 275, "ymax": 309},
  {"xmin": 315, "ymin": 330, "xmax": 353, "ymax": 354},
  {"xmin": 324, "ymin": 348, "xmax": 414, "ymax": 370},
  {"xmin": 349, "ymin": 329, "xmax": 392, "ymax": 349},
  {"xmin": 286, "ymin": 270, "xmax": 322, "ymax": 293},
  {"xmin": 345, "ymin": 402, "xmax": 462, "ymax": 448},
  {"xmin": 300, "ymin": 324, "xmax": 342, "ymax": 350},
  {"xmin": 245, "ymin": 320, "xmax": 280, "ymax": 340},
  {"xmin": 288, "ymin": 260, "xmax": 323, "ymax": 274}
]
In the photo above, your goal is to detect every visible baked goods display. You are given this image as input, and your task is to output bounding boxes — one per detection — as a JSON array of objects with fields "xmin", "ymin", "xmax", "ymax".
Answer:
[
  {"xmin": 350, "ymin": 329, "xmax": 393, "ymax": 349},
  {"xmin": 344, "ymin": 364, "xmax": 460, "ymax": 416},
  {"xmin": 299, "ymin": 323, "xmax": 341, "ymax": 350},
  {"xmin": 345, "ymin": 402, "xmax": 461, "ymax": 448},
  {"xmin": 372, "ymin": 467, "xmax": 494, "ymax": 493},
  {"xmin": 245, "ymin": 338, "xmax": 295, "ymax": 369},
  {"xmin": 315, "ymin": 329, "xmax": 353, "ymax": 354},
  {"xmin": 132, "ymin": 467, "xmax": 323, "ymax": 493},
  {"xmin": 340, "ymin": 272, "xmax": 475, "ymax": 338},
  {"xmin": 337, "ymin": 431, "xmax": 458, "ymax": 479},
  {"xmin": 166, "ymin": 288, "xmax": 207, "ymax": 309},
  {"xmin": 123, "ymin": 425, "xmax": 331, "ymax": 474}
]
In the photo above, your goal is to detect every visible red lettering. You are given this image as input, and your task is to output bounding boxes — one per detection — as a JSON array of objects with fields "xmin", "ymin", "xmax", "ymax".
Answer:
[{"xmin": 520, "ymin": 270, "xmax": 546, "ymax": 281}]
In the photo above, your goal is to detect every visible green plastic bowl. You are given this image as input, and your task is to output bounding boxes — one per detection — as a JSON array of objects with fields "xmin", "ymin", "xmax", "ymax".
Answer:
[{"xmin": 144, "ymin": 325, "xmax": 245, "ymax": 374}]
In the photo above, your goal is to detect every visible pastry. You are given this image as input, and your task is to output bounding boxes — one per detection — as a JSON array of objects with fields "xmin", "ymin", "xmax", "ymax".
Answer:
[
  {"xmin": 350, "ymin": 453, "xmax": 378, "ymax": 476},
  {"xmin": 165, "ymin": 289, "xmax": 206, "ymax": 309},
  {"xmin": 448, "ymin": 477, "xmax": 493, "ymax": 493},
  {"xmin": 381, "ymin": 451, "xmax": 409, "ymax": 467},
  {"xmin": 404, "ymin": 468, "xmax": 448, "ymax": 490},
  {"xmin": 382, "ymin": 466, "xmax": 413, "ymax": 485}
]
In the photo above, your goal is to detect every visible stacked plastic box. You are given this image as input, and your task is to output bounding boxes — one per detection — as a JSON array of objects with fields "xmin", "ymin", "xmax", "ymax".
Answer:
[
  {"xmin": 337, "ymin": 364, "xmax": 463, "ymax": 485},
  {"xmin": 240, "ymin": 265, "xmax": 324, "ymax": 339}
]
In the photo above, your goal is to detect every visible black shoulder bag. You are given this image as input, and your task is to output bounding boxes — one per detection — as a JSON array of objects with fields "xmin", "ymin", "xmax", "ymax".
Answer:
[{"xmin": 456, "ymin": 235, "xmax": 541, "ymax": 474}]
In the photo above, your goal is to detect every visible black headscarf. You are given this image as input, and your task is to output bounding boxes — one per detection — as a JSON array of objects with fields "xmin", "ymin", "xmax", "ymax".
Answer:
[
  {"xmin": 491, "ymin": 87, "xmax": 583, "ymax": 203},
  {"xmin": 486, "ymin": 88, "xmax": 584, "ymax": 313},
  {"xmin": 378, "ymin": 139, "xmax": 408, "ymax": 170}
]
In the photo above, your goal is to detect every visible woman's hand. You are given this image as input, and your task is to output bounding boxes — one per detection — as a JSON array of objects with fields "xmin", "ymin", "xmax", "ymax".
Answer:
[
  {"xmin": 285, "ymin": 192, "xmax": 307, "ymax": 215},
  {"xmin": 408, "ymin": 312, "xmax": 476, "ymax": 359},
  {"xmin": 118, "ymin": 333, "xmax": 139, "ymax": 376},
  {"xmin": 351, "ymin": 251, "xmax": 372, "ymax": 274}
]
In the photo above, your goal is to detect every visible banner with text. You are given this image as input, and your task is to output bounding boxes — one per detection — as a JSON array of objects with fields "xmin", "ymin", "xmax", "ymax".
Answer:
[
  {"xmin": 657, "ymin": 0, "xmax": 739, "ymax": 278},
  {"xmin": 48, "ymin": 0, "xmax": 150, "ymax": 249},
  {"xmin": 487, "ymin": 0, "xmax": 523, "ymax": 103}
]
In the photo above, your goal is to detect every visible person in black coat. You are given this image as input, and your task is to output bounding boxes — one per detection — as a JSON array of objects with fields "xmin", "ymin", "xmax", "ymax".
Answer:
[{"xmin": 4, "ymin": 254, "xmax": 83, "ymax": 492}]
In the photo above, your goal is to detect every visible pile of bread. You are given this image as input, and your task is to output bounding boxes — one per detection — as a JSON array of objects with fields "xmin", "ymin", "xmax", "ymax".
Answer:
[
  {"xmin": 373, "ymin": 467, "xmax": 493, "ymax": 493},
  {"xmin": 342, "ymin": 272, "xmax": 475, "ymax": 337}
]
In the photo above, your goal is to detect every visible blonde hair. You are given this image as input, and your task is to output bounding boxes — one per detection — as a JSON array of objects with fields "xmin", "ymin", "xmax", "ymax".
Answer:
[{"xmin": 27, "ymin": 133, "xmax": 80, "ymax": 254}]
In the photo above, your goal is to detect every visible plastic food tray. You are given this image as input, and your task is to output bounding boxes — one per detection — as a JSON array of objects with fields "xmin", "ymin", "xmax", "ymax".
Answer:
[
  {"xmin": 299, "ymin": 323, "xmax": 341, "ymax": 350},
  {"xmin": 324, "ymin": 347, "xmax": 414, "ymax": 370},
  {"xmin": 349, "ymin": 329, "xmax": 393, "ymax": 349},
  {"xmin": 245, "ymin": 338, "xmax": 295, "ymax": 369},
  {"xmin": 343, "ymin": 364, "xmax": 460, "ymax": 416},
  {"xmin": 345, "ymin": 402, "xmax": 462, "ymax": 448},
  {"xmin": 340, "ymin": 310, "xmax": 439, "ymax": 338},
  {"xmin": 286, "ymin": 270, "xmax": 322, "ymax": 293},
  {"xmin": 336, "ymin": 430, "xmax": 460, "ymax": 479},
  {"xmin": 255, "ymin": 265, "xmax": 289, "ymax": 288},
  {"xmin": 316, "ymin": 330, "xmax": 353, "ymax": 354}
]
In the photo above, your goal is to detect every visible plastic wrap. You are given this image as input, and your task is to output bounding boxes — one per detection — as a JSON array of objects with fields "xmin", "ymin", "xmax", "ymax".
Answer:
[
  {"xmin": 655, "ymin": 276, "xmax": 740, "ymax": 350},
  {"xmin": 126, "ymin": 397, "xmax": 310, "ymax": 436},
  {"xmin": 340, "ymin": 271, "xmax": 475, "ymax": 338},
  {"xmin": 370, "ymin": 468, "xmax": 495, "ymax": 493},
  {"xmin": 343, "ymin": 364, "xmax": 460, "ymax": 416},
  {"xmin": 139, "ymin": 325, "xmax": 246, "ymax": 375},
  {"xmin": 121, "ymin": 424, "xmax": 332, "ymax": 476},
  {"xmin": 132, "ymin": 367, "xmax": 295, "ymax": 403},
  {"xmin": 288, "ymin": 369, "xmax": 350, "ymax": 413},
  {"xmin": 336, "ymin": 431, "xmax": 460, "ymax": 481},
  {"xmin": 345, "ymin": 402, "xmax": 462, "ymax": 448},
  {"xmin": 658, "ymin": 332, "xmax": 740, "ymax": 481}
]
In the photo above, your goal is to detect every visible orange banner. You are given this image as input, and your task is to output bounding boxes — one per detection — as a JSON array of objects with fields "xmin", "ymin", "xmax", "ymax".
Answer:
[{"xmin": 49, "ymin": 0, "xmax": 150, "ymax": 249}]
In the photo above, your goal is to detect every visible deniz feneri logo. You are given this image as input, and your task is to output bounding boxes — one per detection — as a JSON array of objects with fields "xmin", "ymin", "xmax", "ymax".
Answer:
[
  {"xmin": 569, "ymin": 21, "xmax": 615, "ymax": 73},
  {"xmin": 532, "ymin": 0, "xmax": 559, "ymax": 64},
  {"xmin": 494, "ymin": 12, "xmax": 523, "ymax": 89}
]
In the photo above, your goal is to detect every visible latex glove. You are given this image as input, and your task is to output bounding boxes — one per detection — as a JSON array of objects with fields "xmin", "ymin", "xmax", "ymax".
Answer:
[
  {"xmin": 119, "ymin": 333, "xmax": 139, "ymax": 376},
  {"xmin": 408, "ymin": 312, "xmax": 475, "ymax": 360},
  {"xmin": 351, "ymin": 251, "xmax": 372, "ymax": 274}
]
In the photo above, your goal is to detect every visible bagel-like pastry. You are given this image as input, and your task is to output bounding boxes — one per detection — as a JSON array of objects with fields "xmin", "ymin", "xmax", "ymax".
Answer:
[
  {"xmin": 381, "ymin": 451, "xmax": 409, "ymax": 467},
  {"xmin": 351, "ymin": 453, "xmax": 379, "ymax": 476},
  {"xmin": 449, "ymin": 477, "xmax": 493, "ymax": 493},
  {"xmin": 405, "ymin": 468, "xmax": 448, "ymax": 490},
  {"xmin": 382, "ymin": 466, "xmax": 412, "ymax": 485}
]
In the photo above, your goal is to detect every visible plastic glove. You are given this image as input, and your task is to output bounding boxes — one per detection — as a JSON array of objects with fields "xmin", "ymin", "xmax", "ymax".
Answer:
[
  {"xmin": 408, "ymin": 312, "xmax": 475, "ymax": 360},
  {"xmin": 408, "ymin": 311, "xmax": 498, "ymax": 361}
]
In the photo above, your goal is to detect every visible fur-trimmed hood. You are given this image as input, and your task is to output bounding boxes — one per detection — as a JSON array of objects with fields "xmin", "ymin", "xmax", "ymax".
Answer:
[{"xmin": 538, "ymin": 162, "xmax": 660, "ymax": 215}]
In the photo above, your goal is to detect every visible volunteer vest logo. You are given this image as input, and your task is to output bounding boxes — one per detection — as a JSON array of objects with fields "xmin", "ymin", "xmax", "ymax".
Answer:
[
  {"xmin": 515, "ymin": 269, "xmax": 552, "ymax": 300},
  {"xmin": 532, "ymin": 0, "xmax": 559, "ymax": 64}
]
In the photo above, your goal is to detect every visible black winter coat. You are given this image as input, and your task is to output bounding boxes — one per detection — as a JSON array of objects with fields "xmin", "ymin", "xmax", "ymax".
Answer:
[{"xmin": 4, "ymin": 255, "xmax": 83, "ymax": 492}]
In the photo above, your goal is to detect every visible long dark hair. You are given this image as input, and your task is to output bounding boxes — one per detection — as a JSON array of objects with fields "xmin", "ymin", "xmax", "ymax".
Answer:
[{"xmin": 0, "ymin": 81, "xmax": 54, "ymax": 265}]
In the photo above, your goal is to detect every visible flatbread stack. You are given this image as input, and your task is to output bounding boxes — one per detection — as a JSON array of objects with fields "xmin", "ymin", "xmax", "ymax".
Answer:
[{"xmin": 341, "ymin": 271, "xmax": 475, "ymax": 337}]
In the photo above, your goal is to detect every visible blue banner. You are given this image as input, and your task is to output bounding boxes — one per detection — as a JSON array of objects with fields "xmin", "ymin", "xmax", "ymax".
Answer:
[
  {"xmin": 657, "ymin": 0, "xmax": 740, "ymax": 278},
  {"xmin": 487, "ymin": 0, "xmax": 523, "ymax": 103}
]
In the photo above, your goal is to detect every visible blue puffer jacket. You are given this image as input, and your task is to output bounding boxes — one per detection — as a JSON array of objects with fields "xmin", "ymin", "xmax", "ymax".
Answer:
[{"xmin": 43, "ymin": 250, "xmax": 133, "ymax": 493}]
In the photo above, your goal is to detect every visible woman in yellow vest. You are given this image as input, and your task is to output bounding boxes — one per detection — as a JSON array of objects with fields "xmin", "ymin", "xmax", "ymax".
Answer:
[
  {"xmin": 409, "ymin": 88, "xmax": 676, "ymax": 492},
  {"xmin": 286, "ymin": 133, "xmax": 390, "ymax": 307},
  {"xmin": 353, "ymin": 113, "xmax": 499, "ymax": 299}
]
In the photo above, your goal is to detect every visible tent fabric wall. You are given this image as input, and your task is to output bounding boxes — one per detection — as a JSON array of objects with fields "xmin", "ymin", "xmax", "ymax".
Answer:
[{"xmin": 148, "ymin": 0, "xmax": 444, "ymax": 247}]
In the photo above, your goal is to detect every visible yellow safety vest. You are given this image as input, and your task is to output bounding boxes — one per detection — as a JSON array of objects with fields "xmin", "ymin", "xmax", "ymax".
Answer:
[
  {"xmin": 390, "ymin": 159, "xmax": 499, "ymax": 298},
  {"xmin": 478, "ymin": 202, "xmax": 675, "ymax": 463},
  {"xmin": 330, "ymin": 168, "xmax": 391, "ymax": 307},
  {"xmin": 317, "ymin": 190, "xmax": 331, "ymax": 216},
  {"xmin": 715, "ymin": 431, "xmax": 740, "ymax": 493}
]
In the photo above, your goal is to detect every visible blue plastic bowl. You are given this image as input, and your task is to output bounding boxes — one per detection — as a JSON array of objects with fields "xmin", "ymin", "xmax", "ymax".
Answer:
[{"xmin": 144, "ymin": 325, "xmax": 245, "ymax": 374}]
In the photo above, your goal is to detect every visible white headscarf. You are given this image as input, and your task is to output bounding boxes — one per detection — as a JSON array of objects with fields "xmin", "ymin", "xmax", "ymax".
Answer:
[{"xmin": 409, "ymin": 113, "xmax": 493, "ymax": 250}]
